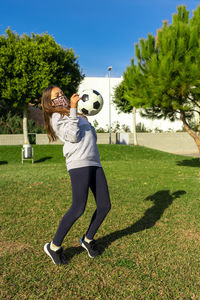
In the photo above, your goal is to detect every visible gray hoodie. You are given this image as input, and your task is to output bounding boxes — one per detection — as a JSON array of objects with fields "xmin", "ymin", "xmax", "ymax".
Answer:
[{"xmin": 51, "ymin": 108, "xmax": 102, "ymax": 171}]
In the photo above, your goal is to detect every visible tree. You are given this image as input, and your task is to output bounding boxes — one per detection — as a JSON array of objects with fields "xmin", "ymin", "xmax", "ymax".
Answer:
[
  {"xmin": 0, "ymin": 28, "xmax": 84, "ymax": 145},
  {"xmin": 113, "ymin": 81, "xmax": 138, "ymax": 145},
  {"xmin": 113, "ymin": 80, "xmax": 133, "ymax": 113},
  {"xmin": 119, "ymin": 5, "xmax": 200, "ymax": 155}
]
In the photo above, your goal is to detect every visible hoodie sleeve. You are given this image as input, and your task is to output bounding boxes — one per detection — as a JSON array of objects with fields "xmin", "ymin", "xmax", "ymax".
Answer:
[
  {"xmin": 90, "ymin": 124, "xmax": 97, "ymax": 141},
  {"xmin": 51, "ymin": 109, "xmax": 81, "ymax": 143}
]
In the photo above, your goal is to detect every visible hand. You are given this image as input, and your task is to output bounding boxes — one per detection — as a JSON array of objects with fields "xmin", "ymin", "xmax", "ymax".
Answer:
[{"xmin": 70, "ymin": 93, "xmax": 81, "ymax": 108}]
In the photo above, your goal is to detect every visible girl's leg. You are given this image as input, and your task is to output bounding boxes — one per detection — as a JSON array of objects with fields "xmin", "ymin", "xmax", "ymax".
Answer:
[
  {"xmin": 85, "ymin": 167, "xmax": 111, "ymax": 240},
  {"xmin": 53, "ymin": 167, "xmax": 91, "ymax": 246}
]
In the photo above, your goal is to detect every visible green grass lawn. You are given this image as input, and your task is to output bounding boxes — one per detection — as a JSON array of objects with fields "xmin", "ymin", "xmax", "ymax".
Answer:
[{"xmin": 0, "ymin": 144, "xmax": 200, "ymax": 299}]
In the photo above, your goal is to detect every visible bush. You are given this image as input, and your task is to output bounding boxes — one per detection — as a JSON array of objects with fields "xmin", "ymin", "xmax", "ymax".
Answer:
[
  {"xmin": 0, "ymin": 112, "xmax": 46, "ymax": 134},
  {"xmin": 93, "ymin": 119, "xmax": 131, "ymax": 133},
  {"xmin": 136, "ymin": 122, "xmax": 150, "ymax": 132}
]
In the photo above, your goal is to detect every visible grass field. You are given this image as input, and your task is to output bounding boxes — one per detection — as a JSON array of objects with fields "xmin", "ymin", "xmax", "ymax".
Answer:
[{"xmin": 0, "ymin": 144, "xmax": 200, "ymax": 299}]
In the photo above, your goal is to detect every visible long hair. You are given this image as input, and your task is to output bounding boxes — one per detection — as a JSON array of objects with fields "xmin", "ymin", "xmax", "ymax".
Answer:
[{"xmin": 41, "ymin": 85, "xmax": 70, "ymax": 142}]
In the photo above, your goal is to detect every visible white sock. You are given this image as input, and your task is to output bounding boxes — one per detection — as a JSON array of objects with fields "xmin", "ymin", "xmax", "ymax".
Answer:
[
  {"xmin": 84, "ymin": 236, "xmax": 93, "ymax": 244},
  {"xmin": 50, "ymin": 241, "xmax": 61, "ymax": 251}
]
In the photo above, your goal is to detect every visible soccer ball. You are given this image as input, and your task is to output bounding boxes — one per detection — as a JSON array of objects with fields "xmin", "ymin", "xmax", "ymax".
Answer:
[{"xmin": 78, "ymin": 89, "xmax": 103, "ymax": 116}]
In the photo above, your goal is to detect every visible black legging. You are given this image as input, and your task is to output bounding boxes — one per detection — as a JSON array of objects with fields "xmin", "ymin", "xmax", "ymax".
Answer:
[{"xmin": 53, "ymin": 166, "xmax": 111, "ymax": 246}]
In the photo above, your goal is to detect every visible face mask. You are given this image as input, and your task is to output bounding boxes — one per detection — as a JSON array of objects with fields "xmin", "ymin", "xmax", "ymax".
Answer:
[{"xmin": 51, "ymin": 95, "xmax": 69, "ymax": 108}]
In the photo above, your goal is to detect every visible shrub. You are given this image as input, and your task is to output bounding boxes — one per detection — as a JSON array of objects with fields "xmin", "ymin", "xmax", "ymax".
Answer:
[{"xmin": 0, "ymin": 112, "xmax": 46, "ymax": 134}]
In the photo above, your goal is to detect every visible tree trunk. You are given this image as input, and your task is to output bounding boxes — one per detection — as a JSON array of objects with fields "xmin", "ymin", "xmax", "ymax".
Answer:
[
  {"xmin": 23, "ymin": 106, "xmax": 30, "ymax": 145},
  {"xmin": 180, "ymin": 112, "xmax": 200, "ymax": 156},
  {"xmin": 132, "ymin": 107, "xmax": 138, "ymax": 145}
]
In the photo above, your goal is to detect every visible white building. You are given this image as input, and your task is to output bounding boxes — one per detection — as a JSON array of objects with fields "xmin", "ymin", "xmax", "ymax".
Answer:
[{"xmin": 78, "ymin": 76, "xmax": 183, "ymax": 132}]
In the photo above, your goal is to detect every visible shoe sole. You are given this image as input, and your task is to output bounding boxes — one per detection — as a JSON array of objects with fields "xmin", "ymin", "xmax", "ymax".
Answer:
[
  {"xmin": 44, "ymin": 243, "xmax": 56, "ymax": 264},
  {"xmin": 80, "ymin": 238, "xmax": 94, "ymax": 258}
]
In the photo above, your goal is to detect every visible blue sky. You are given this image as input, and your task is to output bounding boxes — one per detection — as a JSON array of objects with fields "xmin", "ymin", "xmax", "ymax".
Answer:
[{"xmin": 0, "ymin": 0, "xmax": 199, "ymax": 77}]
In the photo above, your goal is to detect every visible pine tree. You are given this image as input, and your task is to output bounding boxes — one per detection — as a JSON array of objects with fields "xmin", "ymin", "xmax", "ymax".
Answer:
[{"xmin": 116, "ymin": 5, "xmax": 200, "ymax": 155}]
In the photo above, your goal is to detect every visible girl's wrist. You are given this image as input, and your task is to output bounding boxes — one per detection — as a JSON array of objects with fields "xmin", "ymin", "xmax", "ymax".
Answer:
[{"xmin": 70, "ymin": 104, "xmax": 77, "ymax": 108}]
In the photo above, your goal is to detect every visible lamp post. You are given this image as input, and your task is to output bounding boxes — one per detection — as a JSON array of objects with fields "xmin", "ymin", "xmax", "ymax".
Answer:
[{"xmin": 108, "ymin": 66, "xmax": 112, "ymax": 144}]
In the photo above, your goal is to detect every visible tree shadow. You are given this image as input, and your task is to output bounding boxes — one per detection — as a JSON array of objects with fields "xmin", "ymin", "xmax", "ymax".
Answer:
[
  {"xmin": 62, "ymin": 190, "xmax": 186, "ymax": 262},
  {"xmin": 34, "ymin": 156, "xmax": 52, "ymax": 163},
  {"xmin": 0, "ymin": 161, "xmax": 8, "ymax": 165},
  {"xmin": 96, "ymin": 189, "xmax": 186, "ymax": 254},
  {"xmin": 176, "ymin": 158, "xmax": 200, "ymax": 168}
]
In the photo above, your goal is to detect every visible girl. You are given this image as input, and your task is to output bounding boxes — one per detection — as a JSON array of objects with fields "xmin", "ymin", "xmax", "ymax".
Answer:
[{"xmin": 41, "ymin": 85, "xmax": 111, "ymax": 265}]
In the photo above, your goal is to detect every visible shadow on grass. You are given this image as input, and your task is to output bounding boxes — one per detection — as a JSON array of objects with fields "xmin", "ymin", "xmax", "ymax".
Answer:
[
  {"xmin": 0, "ymin": 161, "xmax": 8, "ymax": 165},
  {"xmin": 96, "ymin": 189, "xmax": 186, "ymax": 255},
  {"xmin": 34, "ymin": 156, "xmax": 52, "ymax": 163},
  {"xmin": 62, "ymin": 190, "xmax": 186, "ymax": 261},
  {"xmin": 63, "ymin": 245, "xmax": 84, "ymax": 262},
  {"xmin": 176, "ymin": 158, "xmax": 200, "ymax": 168}
]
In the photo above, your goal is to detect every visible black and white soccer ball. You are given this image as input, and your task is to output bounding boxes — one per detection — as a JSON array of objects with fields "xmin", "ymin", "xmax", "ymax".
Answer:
[{"xmin": 78, "ymin": 89, "xmax": 103, "ymax": 116}]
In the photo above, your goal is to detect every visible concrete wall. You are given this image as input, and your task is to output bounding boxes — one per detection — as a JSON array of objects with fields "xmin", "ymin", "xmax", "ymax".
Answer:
[
  {"xmin": 118, "ymin": 132, "xmax": 199, "ymax": 155},
  {"xmin": 136, "ymin": 132, "xmax": 199, "ymax": 155},
  {"xmin": 0, "ymin": 133, "xmax": 199, "ymax": 156},
  {"xmin": 36, "ymin": 134, "xmax": 63, "ymax": 145},
  {"xmin": 36, "ymin": 133, "xmax": 117, "ymax": 145},
  {"xmin": 0, "ymin": 134, "xmax": 24, "ymax": 145},
  {"xmin": 0, "ymin": 133, "xmax": 116, "ymax": 145},
  {"xmin": 95, "ymin": 133, "xmax": 117, "ymax": 144}
]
